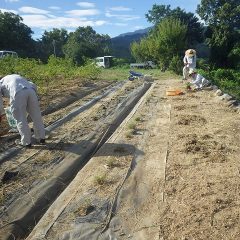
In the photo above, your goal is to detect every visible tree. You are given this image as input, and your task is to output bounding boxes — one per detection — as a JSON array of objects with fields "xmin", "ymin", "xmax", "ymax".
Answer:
[
  {"xmin": 146, "ymin": 4, "xmax": 204, "ymax": 45},
  {"xmin": 197, "ymin": 0, "xmax": 240, "ymax": 68},
  {"xmin": 39, "ymin": 28, "xmax": 69, "ymax": 62},
  {"xmin": 149, "ymin": 17, "xmax": 187, "ymax": 68},
  {"xmin": 130, "ymin": 17, "xmax": 187, "ymax": 72},
  {"xmin": 130, "ymin": 38, "xmax": 152, "ymax": 62},
  {"xmin": 0, "ymin": 11, "xmax": 35, "ymax": 57},
  {"xmin": 63, "ymin": 26, "xmax": 111, "ymax": 65}
]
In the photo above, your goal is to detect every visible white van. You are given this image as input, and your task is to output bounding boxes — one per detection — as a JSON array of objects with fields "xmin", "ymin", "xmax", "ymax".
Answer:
[
  {"xmin": 0, "ymin": 50, "xmax": 18, "ymax": 58},
  {"xmin": 95, "ymin": 56, "xmax": 113, "ymax": 68}
]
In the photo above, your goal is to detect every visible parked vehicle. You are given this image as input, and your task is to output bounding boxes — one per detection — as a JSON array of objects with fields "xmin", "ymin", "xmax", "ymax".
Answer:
[
  {"xmin": 0, "ymin": 50, "xmax": 18, "ymax": 58},
  {"xmin": 95, "ymin": 56, "xmax": 113, "ymax": 68},
  {"xmin": 130, "ymin": 61, "xmax": 156, "ymax": 69}
]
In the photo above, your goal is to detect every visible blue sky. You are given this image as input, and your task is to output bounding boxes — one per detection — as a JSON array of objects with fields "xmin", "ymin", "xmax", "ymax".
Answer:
[{"xmin": 1, "ymin": 0, "xmax": 201, "ymax": 39}]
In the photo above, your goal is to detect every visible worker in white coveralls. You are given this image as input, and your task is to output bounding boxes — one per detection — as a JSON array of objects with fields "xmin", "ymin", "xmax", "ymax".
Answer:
[
  {"xmin": 0, "ymin": 74, "xmax": 45, "ymax": 147},
  {"xmin": 188, "ymin": 68, "xmax": 210, "ymax": 90},
  {"xmin": 183, "ymin": 49, "xmax": 197, "ymax": 80}
]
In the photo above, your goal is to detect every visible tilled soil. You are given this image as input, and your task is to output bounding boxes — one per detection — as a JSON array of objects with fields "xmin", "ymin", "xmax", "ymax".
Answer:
[
  {"xmin": 0, "ymin": 79, "xmax": 112, "ymax": 148},
  {"xmin": 0, "ymin": 79, "xmax": 145, "ymax": 235},
  {"xmin": 26, "ymin": 79, "xmax": 240, "ymax": 240},
  {"xmin": 1, "ymin": 77, "xmax": 240, "ymax": 240}
]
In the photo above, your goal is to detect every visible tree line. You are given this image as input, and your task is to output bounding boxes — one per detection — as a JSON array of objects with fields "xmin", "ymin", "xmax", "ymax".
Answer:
[
  {"xmin": 0, "ymin": 11, "xmax": 111, "ymax": 65},
  {"xmin": 131, "ymin": 0, "xmax": 240, "ymax": 72},
  {"xmin": 0, "ymin": 0, "xmax": 240, "ymax": 71}
]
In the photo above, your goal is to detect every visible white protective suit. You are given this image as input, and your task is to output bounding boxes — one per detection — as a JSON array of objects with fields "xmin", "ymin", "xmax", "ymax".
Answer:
[
  {"xmin": 183, "ymin": 54, "xmax": 196, "ymax": 80},
  {"xmin": 0, "ymin": 74, "xmax": 45, "ymax": 145},
  {"xmin": 191, "ymin": 73, "xmax": 210, "ymax": 89}
]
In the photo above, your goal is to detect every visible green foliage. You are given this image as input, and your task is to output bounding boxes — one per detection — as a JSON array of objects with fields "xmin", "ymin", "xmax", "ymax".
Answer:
[
  {"xmin": 0, "ymin": 56, "xmax": 101, "ymax": 92},
  {"xmin": 45, "ymin": 55, "xmax": 75, "ymax": 78},
  {"xmin": 0, "ymin": 11, "xmax": 35, "ymax": 57},
  {"xmin": 197, "ymin": 0, "xmax": 240, "ymax": 68},
  {"xmin": 75, "ymin": 59, "xmax": 101, "ymax": 80},
  {"xmin": 168, "ymin": 55, "xmax": 183, "ymax": 75},
  {"xmin": 0, "ymin": 56, "xmax": 19, "ymax": 75},
  {"xmin": 130, "ymin": 17, "xmax": 187, "ymax": 70},
  {"xmin": 197, "ymin": 58, "xmax": 210, "ymax": 71},
  {"xmin": 150, "ymin": 18, "xmax": 187, "ymax": 68},
  {"xmin": 200, "ymin": 68, "xmax": 240, "ymax": 99},
  {"xmin": 94, "ymin": 174, "xmax": 107, "ymax": 185},
  {"xmin": 112, "ymin": 58, "xmax": 130, "ymax": 68},
  {"xmin": 146, "ymin": 4, "xmax": 204, "ymax": 45},
  {"xmin": 63, "ymin": 26, "xmax": 111, "ymax": 65},
  {"xmin": 228, "ymin": 43, "xmax": 240, "ymax": 69},
  {"xmin": 40, "ymin": 28, "xmax": 69, "ymax": 62},
  {"xmin": 130, "ymin": 37, "xmax": 152, "ymax": 62}
]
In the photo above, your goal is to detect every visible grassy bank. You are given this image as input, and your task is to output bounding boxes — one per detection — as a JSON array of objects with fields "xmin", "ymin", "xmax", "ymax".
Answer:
[
  {"xmin": 0, "ymin": 56, "xmax": 179, "ymax": 95},
  {"xmin": 199, "ymin": 69, "xmax": 240, "ymax": 100},
  {"xmin": 0, "ymin": 56, "xmax": 101, "ymax": 94}
]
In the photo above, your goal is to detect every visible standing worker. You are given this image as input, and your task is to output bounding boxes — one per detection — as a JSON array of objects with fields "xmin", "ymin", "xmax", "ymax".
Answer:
[
  {"xmin": 183, "ymin": 49, "xmax": 196, "ymax": 80},
  {"xmin": 0, "ymin": 74, "xmax": 45, "ymax": 147}
]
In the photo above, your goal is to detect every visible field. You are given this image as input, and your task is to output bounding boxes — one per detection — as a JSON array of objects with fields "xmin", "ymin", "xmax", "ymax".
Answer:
[{"xmin": 0, "ymin": 68, "xmax": 239, "ymax": 240}]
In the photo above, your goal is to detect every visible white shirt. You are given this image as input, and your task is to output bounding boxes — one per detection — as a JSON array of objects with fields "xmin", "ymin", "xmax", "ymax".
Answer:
[
  {"xmin": 191, "ymin": 73, "xmax": 209, "ymax": 89},
  {"xmin": 0, "ymin": 74, "xmax": 37, "ymax": 115},
  {"xmin": 183, "ymin": 55, "xmax": 196, "ymax": 69}
]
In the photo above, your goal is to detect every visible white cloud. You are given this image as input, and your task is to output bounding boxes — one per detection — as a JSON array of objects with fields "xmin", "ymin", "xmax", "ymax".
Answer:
[
  {"xmin": 105, "ymin": 11, "xmax": 140, "ymax": 21},
  {"xmin": 95, "ymin": 20, "xmax": 107, "ymax": 26},
  {"xmin": 48, "ymin": 6, "xmax": 61, "ymax": 10},
  {"xmin": 19, "ymin": 7, "xmax": 50, "ymax": 15},
  {"xmin": 0, "ymin": 8, "xmax": 18, "ymax": 14},
  {"xmin": 65, "ymin": 9, "xmax": 100, "ymax": 16},
  {"xmin": 109, "ymin": 6, "xmax": 132, "ymax": 11},
  {"xmin": 115, "ymin": 23, "xmax": 128, "ymax": 26},
  {"xmin": 5, "ymin": 0, "xmax": 19, "ymax": 2},
  {"xmin": 21, "ymin": 14, "xmax": 107, "ymax": 29},
  {"xmin": 76, "ymin": 2, "xmax": 95, "ymax": 8}
]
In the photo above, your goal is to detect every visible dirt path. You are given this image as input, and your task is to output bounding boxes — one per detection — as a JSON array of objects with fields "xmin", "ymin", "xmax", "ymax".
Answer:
[
  {"xmin": 23, "ymin": 78, "xmax": 240, "ymax": 240},
  {"xmin": 0, "ymin": 76, "xmax": 240, "ymax": 240}
]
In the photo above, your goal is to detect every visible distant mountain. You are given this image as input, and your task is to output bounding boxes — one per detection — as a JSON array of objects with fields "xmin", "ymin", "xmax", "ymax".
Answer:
[
  {"xmin": 110, "ymin": 27, "xmax": 152, "ymax": 59},
  {"xmin": 117, "ymin": 27, "xmax": 152, "ymax": 37}
]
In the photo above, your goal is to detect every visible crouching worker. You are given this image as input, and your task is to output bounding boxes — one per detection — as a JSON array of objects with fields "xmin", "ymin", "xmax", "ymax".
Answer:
[
  {"xmin": 188, "ymin": 69, "xmax": 210, "ymax": 90},
  {"xmin": 0, "ymin": 74, "xmax": 45, "ymax": 147}
]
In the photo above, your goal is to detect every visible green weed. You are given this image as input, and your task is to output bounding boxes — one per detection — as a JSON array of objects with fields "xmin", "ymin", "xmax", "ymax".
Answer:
[
  {"xmin": 106, "ymin": 158, "xmax": 117, "ymax": 168},
  {"xmin": 135, "ymin": 116, "xmax": 141, "ymax": 122},
  {"xmin": 128, "ymin": 122, "xmax": 136, "ymax": 130},
  {"xmin": 94, "ymin": 174, "xmax": 107, "ymax": 185}
]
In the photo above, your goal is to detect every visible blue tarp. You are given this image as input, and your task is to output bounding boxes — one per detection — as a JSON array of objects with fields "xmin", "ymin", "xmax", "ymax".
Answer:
[{"xmin": 129, "ymin": 70, "xmax": 144, "ymax": 77}]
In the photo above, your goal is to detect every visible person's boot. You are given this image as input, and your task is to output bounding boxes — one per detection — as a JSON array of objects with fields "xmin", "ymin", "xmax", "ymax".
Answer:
[
  {"xmin": 39, "ymin": 139, "xmax": 46, "ymax": 145},
  {"xmin": 15, "ymin": 139, "xmax": 32, "ymax": 148}
]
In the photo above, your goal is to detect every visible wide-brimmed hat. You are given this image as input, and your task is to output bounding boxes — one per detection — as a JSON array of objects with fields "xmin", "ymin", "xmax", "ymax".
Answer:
[{"xmin": 185, "ymin": 49, "xmax": 196, "ymax": 57}]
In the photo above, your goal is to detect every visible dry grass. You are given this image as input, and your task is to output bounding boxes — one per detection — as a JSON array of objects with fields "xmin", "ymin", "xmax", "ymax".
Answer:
[
  {"xmin": 74, "ymin": 199, "xmax": 93, "ymax": 216},
  {"xmin": 125, "ymin": 130, "xmax": 134, "ymax": 139}
]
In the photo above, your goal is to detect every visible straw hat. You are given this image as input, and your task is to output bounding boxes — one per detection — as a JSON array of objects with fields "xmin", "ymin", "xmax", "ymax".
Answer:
[{"xmin": 185, "ymin": 49, "xmax": 196, "ymax": 57}]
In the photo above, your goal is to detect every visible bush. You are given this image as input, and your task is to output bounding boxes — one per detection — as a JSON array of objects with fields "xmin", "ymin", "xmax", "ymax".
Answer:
[
  {"xmin": 200, "ymin": 68, "xmax": 240, "ymax": 99},
  {"xmin": 168, "ymin": 55, "xmax": 182, "ymax": 75},
  {"xmin": 75, "ymin": 59, "xmax": 101, "ymax": 80},
  {"xmin": 0, "ymin": 56, "xmax": 102, "ymax": 90},
  {"xmin": 197, "ymin": 58, "xmax": 210, "ymax": 71}
]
